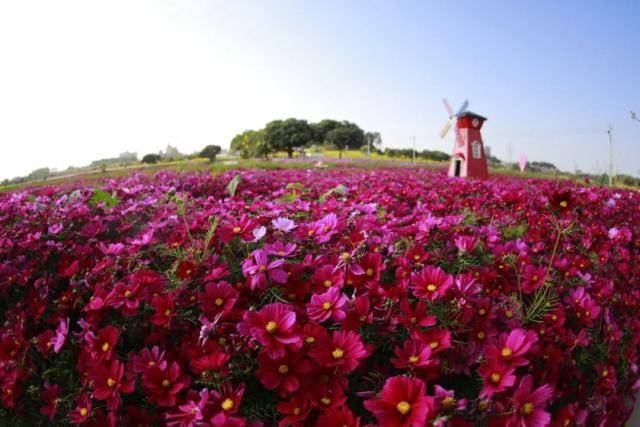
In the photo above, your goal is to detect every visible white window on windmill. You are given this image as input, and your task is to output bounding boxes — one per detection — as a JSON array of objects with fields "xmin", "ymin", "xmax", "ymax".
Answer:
[{"xmin": 472, "ymin": 141, "xmax": 482, "ymax": 159}]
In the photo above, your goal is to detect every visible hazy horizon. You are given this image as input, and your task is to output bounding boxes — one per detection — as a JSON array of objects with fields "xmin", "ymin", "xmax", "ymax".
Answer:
[{"xmin": 1, "ymin": 0, "xmax": 639, "ymax": 181}]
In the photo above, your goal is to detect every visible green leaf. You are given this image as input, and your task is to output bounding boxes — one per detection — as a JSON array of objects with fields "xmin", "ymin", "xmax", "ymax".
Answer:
[
  {"xmin": 226, "ymin": 174, "xmax": 242, "ymax": 197},
  {"xmin": 89, "ymin": 188, "xmax": 119, "ymax": 209},
  {"xmin": 319, "ymin": 184, "xmax": 347, "ymax": 202}
]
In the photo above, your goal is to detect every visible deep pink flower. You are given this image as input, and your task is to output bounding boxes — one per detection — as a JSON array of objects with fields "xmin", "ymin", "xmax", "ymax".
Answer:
[
  {"xmin": 507, "ymin": 375, "xmax": 553, "ymax": 427},
  {"xmin": 67, "ymin": 394, "xmax": 92, "ymax": 424},
  {"xmin": 478, "ymin": 357, "xmax": 517, "ymax": 398},
  {"xmin": 364, "ymin": 376, "xmax": 434, "ymax": 427},
  {"xmin": 242, "ymin": 249, "xmax": 288, "ymax": 290},
  {"xmin": 237, "ymin": 303, "xmax": 301, "ymax": 359},
  {"xmin": 306, "ymin": 287, "xmax": 348, "ymax": 322},
  {"xmin": 256, "ymin": 351, "xmax": 311, "ymax": 395},
  {"xmin": 391, "ymin": 340, "xmax": 436, "ymax": 370},
  {"xmin": 52, "ymin": 317, "xmax": 68, "ymax": 353},
  {"xmin": 107, "ymin": 281, "xmax": 142, "ymax": 316},
  {"xmin": 485, "ymin": 329, "xmax": 538, "ymax": 367},
  {"xmin": 142, "ymin": 361, "xmax": 191, "ymax": 407},
  {"xmin": 410, "ymin": 265, "xmax": 453, "ymax": 301},
  {"xmin": 218, "ymin": 214, "xmax": 258, "ymax": 243},
  {"xmin": 264, "ymin": 241, "xmax": 297, "ymax": 257},
  {"xmin": 199, "ymin": 281, "xmax": 239, "ymax": 318},
  {"xmin": 150, "ymin": 293, "xmax": 175, "ymax": 328},
  {"xmin": 89, "ymin": 359, "xmax": 134, "ymax": 410},
  {"xmin": 165, "ymin": 388, "xmax": 209, "ymax": 427},
  {"xmin": 309, "ymin": 330, "xmax": 367, "ymax": 374},
  {"xmin": 317, "ymin": 406, "xmax": 361, "ymax": 427}
]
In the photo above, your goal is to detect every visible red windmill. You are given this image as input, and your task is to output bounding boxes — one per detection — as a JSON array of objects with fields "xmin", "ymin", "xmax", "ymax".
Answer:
[{"xmin": 440, "ymin": 98, "xmax": 489, "ymax": 179}]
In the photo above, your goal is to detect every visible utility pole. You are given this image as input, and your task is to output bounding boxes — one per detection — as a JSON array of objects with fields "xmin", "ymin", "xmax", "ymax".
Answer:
[
  {"xmin": 607, "ymin": 125, "xmax": 614, "ymax": 186},
  {"xmin": 412, "ymin": 136, "xmax": 416, "ymax": 163}
]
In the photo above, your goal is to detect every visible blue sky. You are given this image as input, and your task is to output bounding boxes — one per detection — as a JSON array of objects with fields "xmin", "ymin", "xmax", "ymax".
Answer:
[{"xmin": 1, "ymin": 0, "xmax": 639, "ymax": 179}]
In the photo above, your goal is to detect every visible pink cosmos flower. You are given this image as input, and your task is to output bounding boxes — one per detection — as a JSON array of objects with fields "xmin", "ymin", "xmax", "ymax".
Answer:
[
  {"xmin": 199, "ymin": 281, "xmax": 239, "ymax": 318},
  {"xmin": 478, "ymin": 357, "xmax": 517, "ymax": 398},
  {"xmin": 306, "ymin": 287, "xmax": 348, "ymax": 322},
  {"xmin": 507, "ymin": 375, "xmax": 553, "ymax": 427},
  {"xmin": 242, "ymin": 249, "xmax": 288, "ymax": 290},
  {"xmin": 485, "ymin": 329, "xmax": 538, "ymax": 367},
  {"xmin": 67, "ymin": 394, "xmax": 92, "ymax": 424},
  {"xmin": 410, "ymin": 265, "xmax": 453, "ymax": 301},
  {"xmin": 89, "ymin": 359, "xmax": 134, "ymax": 410},
  {"xmin": 264, "ymin": 241, "xmax": 297, "ymax": 257},
  {"xmin": 309, "ymin": 330, "xmax": 368, "ymax": 374},
  {"xmin": 434, "ymin": 385, "xmax": 467, "ymax": 412},
  {"xmin": 272, "ymin": 217, "xmax": 296, "ymax": 233},
  {"xmin": 364, "ymin": 376, "xmax": 434, "ymax": 427},
  {"xmin": 237, "ymin": 303, "xmax": 301, "ymax": 359},
  {"xmin": 142, "ymin": 361, "xmax": 191, "ymax": 407},
  {"xmin": 391, "ymin": 340, "xmax": 436, "ymax": 370},
  {"xmin": 165, "ymin": 388, "xmax": 209, "ymax": 427},
  {"xmin": 256, "ymin": 351, "xmax": 311, "ymax": 395},
  {"xmin": 52, "ymin": 317, "xmax": 68, "ymax": 354},
  {"xmin": 218, "ymin": 214, "xmax": 258, "ymax": 243}
]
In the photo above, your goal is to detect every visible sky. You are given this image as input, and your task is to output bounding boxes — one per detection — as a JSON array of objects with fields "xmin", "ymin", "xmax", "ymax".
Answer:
[{"xmin": 1, "ymin": 0, "xmax": 639, "ymax": 180}]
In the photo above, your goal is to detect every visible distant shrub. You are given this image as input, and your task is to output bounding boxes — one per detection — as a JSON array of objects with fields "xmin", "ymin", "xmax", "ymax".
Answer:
[{"xmin": 141, "ymin": 154, "xmax": 161, "ymax": 164}]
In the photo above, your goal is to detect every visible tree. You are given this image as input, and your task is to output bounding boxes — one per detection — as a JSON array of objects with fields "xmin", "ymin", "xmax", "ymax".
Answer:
[
  {"xmin": 230, "ymin": 130, "xmax": 268, "ymax": 159},
  {"xmin": 365, "ymin": 132, "xmax": 382, "ymax": 156},
  {"xmin": 325, "ymin": 121, "xmax": 366, "ymax": 158},
  {"xmin": 313, "ymin": 119, "xmax": 342, "ymax": 145},
  {"xmin": 264, "ymin": 118, "xmax": 314, "ymax": 158},
  {"xmin": 200, "ymin": 145, "xmax": 222, "ymax": 162},
  {"xmin": 142, "ymin": 154, "xmax": 161, "ymax": 164}
]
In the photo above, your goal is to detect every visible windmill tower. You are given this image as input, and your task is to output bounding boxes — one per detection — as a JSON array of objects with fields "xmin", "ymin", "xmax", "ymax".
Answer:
[{"xmin": 440, "ymin": 98, "xmax": 489, "ymax": 179}]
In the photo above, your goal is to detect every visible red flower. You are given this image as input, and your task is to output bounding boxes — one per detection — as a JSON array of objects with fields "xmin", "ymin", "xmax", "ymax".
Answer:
[
  {"xmin": 306, "ymin": 287, "xmax": 348, "ymax": 322},
  {"xmin": 130, "ymin": 346, "xmax": 167, "ymax": 374},
  {"xmin": 485, "ymin": 329, "xmax": 538, "ymax": 367},
  {"xmin": 237, "ymin": 303, "xmax": 301, "ymax": 359},
  {"xmin": 210, "ymin": 383, "xmax": 245, "ymax": 425},
  {"xmin": 478, "ymin": 358, "xmax": 517, "ymax": 398},
  {"xmin": 176, "ymin": 260, "xmax": 198, "ymax": 280},
  {"xmin": 410, "ymin": 266, "xmax": 453, "ymax": 301},
  {"xmin": 256, "ymin": 351, "xmax": 311, "ymax": 396},
  {"xmin": 364, "ymin": 376, "xmax": 434, "ymax": 427},
  {"xmin": 507, "ymin": 375, "xmax": 553, "ymax": 427},
  {"xmin": 89, "ymin": 359, "xmax": 134, "ymax": 410},
  {"xmin": 142, "ymin": 361, "xmax": 191, "ymax": 407},
  {"xmin": 317, "ymin": 406, "xmax": 361, "ymax": 427},
  {"xmin": 218, "ymin": 215, "xmax": 258, "ymax": 243},
  {"xmin": 90, "ymin": 325, "xmax": 120, "ymax": 361},
  {"xmin": 277, "ymin": 394, "xmax": 311, "ymax": 427},
  {"xmin": 107, "ymin": 281, "xmax": 142, "ymax": 316},
  {"xmin": 150, "ymin": 293, "xmax": 175, "ymax": 328},
  {"xmin": 67, "ymin": 394, "xmax": 92, "ymax": 424},
  {"xmin": 40, "ymin": 383, "xmax": 61, "ymax": 421},
  {"xmin": 309, "ymin": 330, "xmax": 367, "ymax": 374},
  {"xmin": 391, "ymin": 340, "xmax": 436, "ymax": 370},
  {"xmin": 199, "ymin": 281, "xmax": 238, "ymax": 318}
]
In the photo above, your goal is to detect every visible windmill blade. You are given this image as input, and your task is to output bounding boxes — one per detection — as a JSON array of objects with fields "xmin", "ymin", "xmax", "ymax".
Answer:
[
  {"xmin": 440, "ymin": 121, "xmax": 452, "ymax": 139},
  {"xmin": 442, "ymin": 98, "xmax": 454, "ymax": 117},
  {"xmin": 455, "ymin": 99, "xmax": 469, "ymax": 117}
]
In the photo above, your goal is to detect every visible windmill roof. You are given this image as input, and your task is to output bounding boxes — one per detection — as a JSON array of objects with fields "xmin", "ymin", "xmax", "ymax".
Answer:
[{"xmin": 458, "ymin": 111, "xmax": 487, "ymax": 121}]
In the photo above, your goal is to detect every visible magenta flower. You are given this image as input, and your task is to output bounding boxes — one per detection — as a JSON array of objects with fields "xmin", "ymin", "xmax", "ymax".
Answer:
[
  {"xmin": 410, "ymin": 265, "xmax": 453, "ymax": 301},
  {"xmin": 272, "ymin": 217, "xmax": 296, "ymax": 233},
  {"xmin": 52, "ymin": 317, "xmax": 68, "ymax": 354},
  {"xmin": 165, "ymin": 388, "xmax": 209, "ymax": 427},
  {"xmin": 237, "ymin": 303, "xmax": 301, "ymax": 359},
  {"xmin": 391, "ymin": 340, "xmax": 436, "ymax": 370},
  {"xmin": 478, "ymin": 357, "xmax": 517, "ymax": 397},
  {"xmin": 507, "ymin": 375, "xmax": 553, "ymax": 427},
  {"xmin": 242, "ymin": 249, "xmax": 288, "ymax": 291},
  {"xmin": 485, "ymin": 329, "xmax": 538, "ymax": 367},
  {"xmin": 264, "ymin": 241, "xmax": 297, "ymax": 257},
  {"xmin": 306, "ymin": 287, "xmax": 348, "ymax": 322},
  {"xmin": 364, "ymin": 376, "xmax": 434, "ymax": 427}
]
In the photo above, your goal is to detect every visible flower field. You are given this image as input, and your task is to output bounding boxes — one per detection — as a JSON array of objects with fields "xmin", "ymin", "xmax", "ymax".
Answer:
[{"xmin": 0, "ymin": 167, "xmax": 639, "ymax": 426}]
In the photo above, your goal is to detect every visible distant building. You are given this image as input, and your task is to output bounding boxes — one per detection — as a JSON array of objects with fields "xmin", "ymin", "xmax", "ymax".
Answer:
[
  {"xmin": 91, "ymin": 151, "xmax": 139, "ymax": 166},
  {"xmin": 118, "ymin": 151, "xmax": 138, "ymax": 161},
  {"xmin": 160, "ymin": 144, "xmax": 181, "ymax": 159}
]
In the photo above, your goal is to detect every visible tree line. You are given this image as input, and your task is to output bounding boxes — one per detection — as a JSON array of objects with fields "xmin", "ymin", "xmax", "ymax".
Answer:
[{"xmin": 230, "ymin": 118, "xmax": 381, "ymax": 159}]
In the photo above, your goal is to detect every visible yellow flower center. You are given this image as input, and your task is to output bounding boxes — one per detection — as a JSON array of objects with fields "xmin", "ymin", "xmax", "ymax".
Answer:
[
  {"xmin": 341, "ymin": 252, "xmax": 350, "ymax": 262},
  {"xmin": 521, "ymin": 402, "xmax": 534, "ymax": 415},
  {"xmin": 490, "ymin": 373, "xmax": 501, "ymax": 383},
  {"xmin": 221, "ymin": 398, "xmax": 234, "ymax": 411},
  {"xmin": 320, "ymin": 397, "xmax": 331, "ymax": 405},
  {"xmin": 430, "ymin": 341, "xmax": 439, "ymax": 349},
  {"xmin": 101, "ymin": 342, "xmax": 109, "ymax": 352},
  {"xmin": 215, "ymin": 298, "xmax": 224, "ymax": 306},
  {"xmin": 162, "ymin": 379, "xmax": 171, "ymax": 387},
  {"xmin": 501, "ymin": 347, "xmax": 513, "ymax": 357},
  {"xmin": 366, "ymin": 268, "xmax": 374, "ymax": 277},
  {"xmin": 265, "ymin": 321, "xmax": 278, "ymax": 333},
  {"xmin": 232, "ymin": 226, "xmax": 242, "ymax": 233},
  {"xmin": 477, "ymin": 331, "xmax": 486, "ymax": 339},
  {"xmin": 124, "ymin": 290, "xmax": 133, "ymax": 298},
  {"xmin": 505, "ymin": 310, "xmax": 513, "ymax": 318},
  {"xmin": 107, "ymin": 378, "xmax": 116, "ymax": 387},
  {"xmin": 293, "ymin": 407, "xmax": 301, "ymax": 415},
  {"xmin": 305, "ymin": 336, "xmax": 315, "ymax": 344},
  {"xmin": 322, "ymin": 302, "xmax": 332, "ymax": 310},
  {"xmin": 278, "ymin": 364, "xmax": 289, "ymax": 374},
  {"xmin": 413, "ymin": 255, "xmax": 420, "ymax": 261},
  {"xmin": 323, "ymin": 280, "xmax": 332, "ymax": 288},
  {"xmin": 408, "ymin": 355, "xmax": 419, "ymax": 364},
  {"xmin": 307, "ymin": 230, "xmax": 315, "ymax": 236},
  {"xmin": 332, "ymin": 348, "xmax": 345, "ymax": 359},
  {"xmin": 164, "ymin": 309, "xmax": 172, "ymax": 316},
  {"xmin": 323, "ymin": 226, "xmax": 330, "ymax": 233},
  {"xmin": 532, "ymin": 276, "xmax": 538, "ymax": 282},
  {"xmin": 602, "ymin": 369, "xmax": 608, "ymax": 378},
  {"xmin": 442, "ymin": 396, "xmax": 455, "ymax": 409},
  {"xmin": 259, "ymin": 265, "xmax": 267, "ymax": 272},
  {"xmin": 559, "ymin": 200, "xmax": 568, "ymax": 208},
  {"xmin": 551, "ymin": 314, "xmax": 558, "ymax": 321},
  {"xmin": 396, "ymin": 401, "xmax": 411, "ymax": 414},
  {"xmin": 79, "ymin": 407, "xmax": 88, "ymax": 417},
  {"xmin": 426, "ymin": 284, "xmax": 437, "ymax": 292},
  {"xmin": 478, "ymin": 308, "xmax": 486, "ymax": 315}
]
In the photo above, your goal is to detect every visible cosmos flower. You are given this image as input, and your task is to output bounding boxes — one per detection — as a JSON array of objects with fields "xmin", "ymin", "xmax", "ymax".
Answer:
[
  {"xmin": 309, "ymin": 330, "xmax": 367, "ymax": 374},
  {"xmin": 507, "ymin": 375, "xmax": 553, "ymax": 427},
  {"xmin": 272, "ymin": 217, "xmax": 296, "ymax": 233},
  {"xmin": 364, "ymin": 376, "xmax": 434, "ymax": 427},
  {"xmin": 410, "ymin": 265, "xmax": 454, "ymax": 301},
  {"xmin": 142, "ymin": 361, "xmax": 191, "ymax": 407},
  {"xmin": 306, "ymin": 287, "xmax": 348, "ymax": 322},
  {"xmin": 485, "ymin": 329, "xmax": 538, "ymax": 367},
  {"xmin": 237, "ymin": 303, "xmax": 301, "ymax": 359}
]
